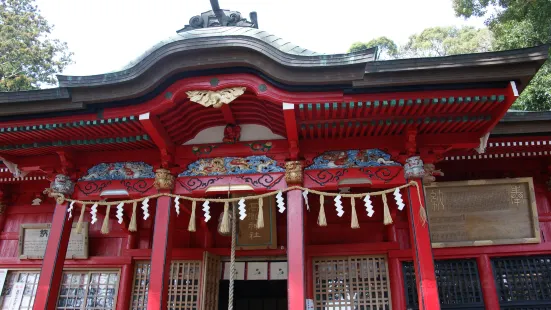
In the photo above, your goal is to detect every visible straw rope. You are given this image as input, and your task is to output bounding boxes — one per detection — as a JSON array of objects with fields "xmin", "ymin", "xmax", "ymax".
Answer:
[{"xmin": 51, "ymin": 181, "xmax": 426, "ymax": 229}]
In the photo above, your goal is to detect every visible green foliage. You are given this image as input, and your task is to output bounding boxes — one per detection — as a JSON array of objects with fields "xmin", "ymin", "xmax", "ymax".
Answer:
[
  {"xmin": 348, "ymin": 37, "xmax": 398, "ymax": 60},
  {"xmin": 401, "ymin": 26, "xmax": 493, "ymax": 57},
  {"xmin": 453, "ymin": 0, "xmax": 551, "ymax": 111},
  {"xmin": 0, "ymin": 0, "xmax": 72, "ymax": 91}
]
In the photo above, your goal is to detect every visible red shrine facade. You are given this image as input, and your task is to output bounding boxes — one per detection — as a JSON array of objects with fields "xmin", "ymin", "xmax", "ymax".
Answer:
[{"xmin": 0, "ymin": 9, "xmax": 550, "ymax": 310}]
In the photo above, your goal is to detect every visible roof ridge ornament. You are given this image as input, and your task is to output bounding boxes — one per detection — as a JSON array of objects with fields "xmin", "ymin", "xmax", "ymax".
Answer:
[{"xmin": 177, "ymin": 0, "xmax": 258, "ymax": 33}]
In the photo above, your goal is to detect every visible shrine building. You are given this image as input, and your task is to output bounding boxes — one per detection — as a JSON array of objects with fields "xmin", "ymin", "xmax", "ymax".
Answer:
[{"xmin": 0, "ymin": 6, "xmax": 550, "ymax": 310}]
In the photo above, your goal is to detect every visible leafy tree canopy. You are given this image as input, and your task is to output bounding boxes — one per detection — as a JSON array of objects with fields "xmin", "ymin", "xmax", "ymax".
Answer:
[
  {"xmin": 0, "ymin": 0, "xmax": 72, "ymax": 92},
  {"xmin": 453, "ymin": 0, "xmax": 551, "ymax": 110},
  {"xmin": 348, "ymin": 37, "xmax": 398, "ymax": 60}
]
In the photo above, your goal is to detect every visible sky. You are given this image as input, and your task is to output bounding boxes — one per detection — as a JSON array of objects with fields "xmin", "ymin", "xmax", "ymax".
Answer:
[{"xmin": 35, "ymin": 0, "xmax": 486, "ymax": 76}]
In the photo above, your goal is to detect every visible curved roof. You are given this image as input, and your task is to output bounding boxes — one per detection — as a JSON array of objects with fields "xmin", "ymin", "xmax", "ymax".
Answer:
[{"xmin": 56, "ymin": 27, "xmax": 376, "ymax": 88}]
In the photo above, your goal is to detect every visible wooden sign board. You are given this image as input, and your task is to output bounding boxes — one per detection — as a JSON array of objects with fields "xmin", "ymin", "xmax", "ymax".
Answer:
[
  {"xmin": 234, "ymin": 195, "xmax": 277, "ymax": 250},
  {"xmin": 425, "ymin": 178, "xmax": 540, "ymax": 248},
  {"xmin": 18, "ymin": 223, "xmax": 89, "ymax": 259}
]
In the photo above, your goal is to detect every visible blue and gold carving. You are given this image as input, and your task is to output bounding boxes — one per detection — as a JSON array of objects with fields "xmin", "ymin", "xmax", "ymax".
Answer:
[
  {"xmin": 80, "ymin": 162, "xmax": 155, "ymax": 181},
  {"xmin": 180, "ymin": 155, "xmax": 283, "ymax": 176},
  {"xmin": 306, "ymin": 149, "xmax": 400, "ymax": 170}
]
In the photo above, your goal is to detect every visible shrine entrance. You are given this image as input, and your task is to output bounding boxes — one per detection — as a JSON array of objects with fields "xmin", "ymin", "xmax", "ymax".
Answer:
[{"xmin": 218, "ymin": 280, "xmax": 287, "ymax": 310}]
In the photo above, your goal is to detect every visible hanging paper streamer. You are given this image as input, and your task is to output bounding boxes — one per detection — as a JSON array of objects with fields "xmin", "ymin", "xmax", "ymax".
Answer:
[
  {"xmin": 256, "ymin": 198, "xmax": 264, "ymax": 229},
  {"xmin": 188, "ymin": 201, "xmax": 197, "ymax": 232},
  {"xmin": 364, "ymin": 195, "xmax": 374, "ymax": 217},
  {"xmin": 335, "ymin": 195, "xmax": 344, "ymax": 217},
  {"xmin": 129, "ymin": 202, "xmax": 138, "ymax": 232},
  {"xmin": 318, "ymin": 195, "xmax": 327, "ymax": 226},
  {"xmin": 174, "ymin": 197, "xmax": 180, "ymax": 216},
  {"xmin": 302, "ymin": 190, "xmax": 310, "ymax": 210},
  {"xmin": 382, "ymin": 193, "xmax": 393, "ymax": 225},
  {"xmin": 350, "ymin": 198, "xmax": 359, "ymax": 229},
  {"xmin": 203, "ymin": 200, "xmax": 211, "ymax": 222},
  {"xmin": 68, "ymin": 201, "xmax": 75, "ymax": 218},
  {"xmin": 116, "ymin": 202, "xmax": 124, "ymax": 224},
  {"xmin": 276, "ymin": 191, "xmax": 285, "ymax": 213},
  {"xmin": 76, "ymin": 204, "xmax": 86, "ymax": 234},
  {"xmin": 238, "ymin": 198, "xmax": 247, "ymax": 220},
  {"xmin": 142, "ymin": 198, "xmax": 150, "ymax": 220},
  {"xmin": 394, "ymin": 188, "xmax": 405, "ymax": 211},
  {"xmin": 101, "ymin": 205, "xmax": 111, "ymax": 234},
  {"xmin": 90, "ymin": 203, "xmax": 98, "ymax": 224}
]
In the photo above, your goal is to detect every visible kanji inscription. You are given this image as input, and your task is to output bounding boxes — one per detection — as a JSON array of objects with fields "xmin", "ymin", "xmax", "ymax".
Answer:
[
  {"xmin": 18, "ymin": 223, "xmax": 89, "ymax": 259},
  {"xmin": 234, "ymin": 195, "xmax": 277, "ymax": 250},
  {"xmin": 425, "ymin": 178, "xmax": 540, "ymax": 248}
]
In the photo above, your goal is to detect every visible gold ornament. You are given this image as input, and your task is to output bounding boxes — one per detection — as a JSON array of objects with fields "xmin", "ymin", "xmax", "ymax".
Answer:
[
  {"xmin": 153, "ymin": 169, "xmax": 175, "ymax": 191},
  {"xmin": 285, "ymin": 161, "xmax": 303, "ymax": 185},
  {"xmin": 186, "ymin": 87, "xmax": 246, "ymax": 108}
]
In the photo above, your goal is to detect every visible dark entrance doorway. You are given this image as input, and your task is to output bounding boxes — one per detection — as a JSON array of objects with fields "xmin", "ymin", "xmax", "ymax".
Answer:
[{"xmin": 218, "ymin": 280, "xmax": 287, "ymax": 310}]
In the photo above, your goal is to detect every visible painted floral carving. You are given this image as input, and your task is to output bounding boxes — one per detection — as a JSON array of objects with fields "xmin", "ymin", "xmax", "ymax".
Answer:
[
  {"xmin": 186, "ymin": 87, "xmax": 246, "ymax": 108},
  {"xmin": 247, "ymin": 141, "xmax": 273, "ymax": 152},
  {"xmin": 285, "ymin": 161, "xmax": 303, "ymax": 185},
  {"xmin": 80, "ymin": 162, "xmax": 155, "ymax": 181},
  {"xmin": 192, "ymin": 145, "xmax": 217, "ymax": 156},
  {"xmin": 306, "ymin": 149, "xmax": 400, "ymax": 170},
  {"xmin": 154, "ymin": 169, "xmax": 175, "ymax": 191},
  {"xmin": 404, "ymin": 156, "xmax": 425, "ymax": 179},
  {"xmin": 179, "ymin": 155, "xmax": 284, "ymax": 176}
]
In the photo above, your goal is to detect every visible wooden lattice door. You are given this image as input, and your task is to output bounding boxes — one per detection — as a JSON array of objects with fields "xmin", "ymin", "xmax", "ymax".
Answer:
[
  {"xmin": 313, "ymin": 255, "xmax": 392, "ymax": 310},
  {"xmin": 200, "ymin": 252, "xmax": 221, "ymax": 310}
]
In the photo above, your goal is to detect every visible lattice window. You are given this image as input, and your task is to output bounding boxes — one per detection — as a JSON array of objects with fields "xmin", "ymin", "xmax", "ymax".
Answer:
[
  {"xmin": 313, "ymin": 256, "xmax": 391, "ymax": 310},
  {"xmin": 403, "ymin": 259, "xmax": 484, "ymax": 310},
  {"xmin": 57, "ymin": 271, "xmax": 119, "ymax": 310},
  {"xmin": 130, "ymin": 260, "xmax": 201, "ymax": 310},
  {"xmin": 0, "ymin": 271, "xmax": 40, "ymax": 310},
  {"xmin": 492, "ymin": 256, "xmax": 551, "ymax": 309}
]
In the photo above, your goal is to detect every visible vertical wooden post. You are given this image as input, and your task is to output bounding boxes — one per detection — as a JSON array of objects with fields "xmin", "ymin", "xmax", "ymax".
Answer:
[
  {"xmin": 147, "ymin": 196, "xmax": 175, "ymax": 310},
  {"xmin": 287, "ymin": 189, "xmax": 305, "ymax": 310},
  {"xmin": 116, "ymin": 263, "xmax": 135, "ymax": 310},
  {"xmin": 33, "ymin": 202, "xmax": 73, "ymax": 310},
  {"xmin": 477, "ymin": 255, "xmax": 500, "ymax": 310},
  {"xmin": 389, "ymin": 258, "xmax": 406, "ymax": 310},
  {"xmin": 406, "ymin": 178, "xmax": 440, "ymax": 310}
]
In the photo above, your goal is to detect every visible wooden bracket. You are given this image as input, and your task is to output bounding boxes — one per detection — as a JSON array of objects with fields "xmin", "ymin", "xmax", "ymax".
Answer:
[
  {"xmin": 56, "ymin": 150, "xmax": 76, "ymax": 178},
  {"xmin": 220, "ymin": 104, "xmax": 236, "ymax": 124},
  {"xmin": 283, "ymin": 103, "xmax": 300, "ymax": 159},
  {"xmin": 139, "ymin": 112, "xmax": 175, "ymax": 168}
]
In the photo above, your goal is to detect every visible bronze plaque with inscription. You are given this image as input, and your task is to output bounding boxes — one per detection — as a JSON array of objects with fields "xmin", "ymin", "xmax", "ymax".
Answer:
[
  {"xmin": 425, "ymin": 178, "xmax": 540, "ymax": 248},
  {"xmin": 234, "ymin": 195, "xmax": 277, "ymax": 250},
  {"xmin": 18, "ymin": 223, "xmax": 89, "ymax": 259}
]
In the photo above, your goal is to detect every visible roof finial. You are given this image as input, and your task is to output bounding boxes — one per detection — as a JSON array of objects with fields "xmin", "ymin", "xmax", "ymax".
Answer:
[{"xmin": 176, "ymin": 0, "xmax": 258, "ymax": 33}]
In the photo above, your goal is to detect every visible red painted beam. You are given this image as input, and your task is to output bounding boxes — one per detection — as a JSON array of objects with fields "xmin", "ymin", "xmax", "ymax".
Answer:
[
  {"xmin": 283, "ymin": 103, "xmax": 300, "ymax": 159},
  {"xmin": 147, "ymin": 196, "xmax": 175, "ymax": 310},
  {"xmin": 477, "ymin": 255, "xmax": 500, "ymax": 310},
  {"xmin": 139, "ymin": 112, "xmax": 175, "ymax": 167},
  {"xmin": 116, "ymin": 263, "xmax": 135, "ymax": 310},
  {"xmin": 220, "ymin": 104, "xmax": 236, "ymax": 124},
  {"xmin": 287, "ymin": 189, "xmax": 305, "ymax": 310},
  {"xmin": 406, "ymin": 179, "xmax": 440, "ymax": 310},
  {"xmin": 33, "ymin": 202, "xmax": 74, "ymax": 310}
]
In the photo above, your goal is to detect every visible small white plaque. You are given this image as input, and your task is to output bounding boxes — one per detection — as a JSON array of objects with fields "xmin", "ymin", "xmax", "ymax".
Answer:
[
  {"xmin": 247, "ymin": 262, "xmax": 268, "ymax": 280},
  {"xmin": 306, "ymin": 299, "xmax": 314, "ymax": 310},
  {"xmin": 6, "ymin": 283, "xmax": 25, "ymax": 310},
  {"xmin": 223, "ymin": 262, "xmax": 245, "ymax": 280},
  {"xmin": 270, "ymin": 262, "xmax": 287, "ymax": 280}
]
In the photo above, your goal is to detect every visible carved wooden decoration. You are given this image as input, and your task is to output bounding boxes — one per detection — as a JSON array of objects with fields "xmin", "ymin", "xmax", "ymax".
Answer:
[
  {"xmin": 18, "ymin": 223, "xmax": 89, "ymax": 259},
  {"xmin": 425, "ymin": 178, "xmax": 540, "ymax": 248},
  {"xmin": 186, "ymin": 87, "xmax": 246, "ymax": 108}
]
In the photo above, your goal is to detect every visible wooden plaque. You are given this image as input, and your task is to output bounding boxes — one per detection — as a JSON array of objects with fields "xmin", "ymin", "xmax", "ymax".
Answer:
[
  {"xmin": 18, "ymin": 223, "xmax": 89, "ymax": 259},
  {"xmin": 235, "ymin": 195, "xmax": 277, "ymax": 250},
  {"xmin": 425, "ymin": 178, "xmax": 540, "ymax": 248}
]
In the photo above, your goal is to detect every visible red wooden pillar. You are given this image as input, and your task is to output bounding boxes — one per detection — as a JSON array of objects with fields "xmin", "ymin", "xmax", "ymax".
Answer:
[
  {"xmin": 406, "ymin": 178, "xmax": 440, "ymax": 310},
  {"xmin": 33, "ymin": 202, "xmax": 73, "ymax": 310},
  {"xmin": 389, "ymin": 258, "xmax": 407, "ymax": 310},
  {"xmin": 287, "ymin": 189, "xmax": 305, "ymax": 310},
  {"xmin": 147, "ymin": 196, "xmax": 175, "ymax": 310},
  {"xmin": 477, "ymin": 255, "xmax": 500, "ymax": 310}
]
